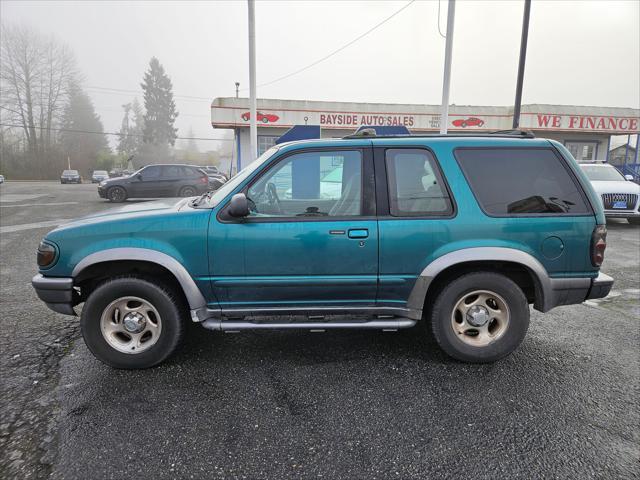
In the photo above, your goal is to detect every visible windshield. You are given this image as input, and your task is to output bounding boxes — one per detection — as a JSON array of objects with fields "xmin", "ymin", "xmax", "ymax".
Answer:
[
  {"xmin": 63, "ymin": 170, "xmax": 78, "ymax": 174},
  {"xmin": 581, "ymin": 164, "xmax": 625, "ymax": 182},
  {"xmin": 94, "ymin": 170, "xmax": 107, "ymax": 175},
  {"xmin": 207, "ymin": 146, "xmax": 280, "ymax": 207}
]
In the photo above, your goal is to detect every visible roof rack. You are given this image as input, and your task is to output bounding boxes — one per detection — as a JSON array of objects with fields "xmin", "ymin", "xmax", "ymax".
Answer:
[{"xmin": 342, "ymin": 129, "xmax": 536, "ymax": 139}]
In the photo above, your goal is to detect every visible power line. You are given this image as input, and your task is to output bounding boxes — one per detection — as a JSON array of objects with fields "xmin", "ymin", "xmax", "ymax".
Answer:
[
  {"xmin": 86, "ymin": 85, "xmax": 211, "ymax": 102},
  {"xmin": 244, "ymin": 0, "xmax": 417, "ymax": 90},
  {"xmin": 0, "ymin": 123, "xmax": 233, "ymax": 141},
  {"xmin": 437, "ymin": 0, "xmax": 447, "ymax": 39},
  {"xmin": 85, "ymin": 87, "xmax": 209, "ymax": 104}
]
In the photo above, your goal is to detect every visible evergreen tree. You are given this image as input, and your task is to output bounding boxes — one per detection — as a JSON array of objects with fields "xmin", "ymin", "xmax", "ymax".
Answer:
[
  {"xmin": 140, "ymin": 57, "xmax": 178, "ymax": 146},
  {"xmin": 117, "ymin": 97, "xmax": 145, "ymax": 157},
  {"xmin": 60, "ymin": 83, "xmax": 109, "ymax": 175}
]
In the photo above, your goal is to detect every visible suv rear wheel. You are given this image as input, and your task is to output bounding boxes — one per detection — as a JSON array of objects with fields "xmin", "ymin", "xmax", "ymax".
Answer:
[
  {"xmin": 430, "ymin": 272, "xmax": 529, "ymax": 363},
  {"xmin": 81, "ymin": 276, "xmax": 186, "ymax": 368}
]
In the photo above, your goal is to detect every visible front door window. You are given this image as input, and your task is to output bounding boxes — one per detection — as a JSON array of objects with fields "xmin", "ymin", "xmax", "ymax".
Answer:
[{"xmin": 247, "ymin": 150, "xmax": 362, "ymax": 217}]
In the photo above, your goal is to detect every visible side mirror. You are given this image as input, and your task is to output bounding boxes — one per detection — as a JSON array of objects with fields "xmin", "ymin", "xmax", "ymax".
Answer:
[
  {"xmin": 136, "ymin": 173, "xmax": 143, "ymax": 180},
  {"xmin": 228, "ymin": 193, "xmax": 249, "ymax": 217},
  {"xmin": 624, "ymin": 174, "xmax": 634, "ymax": 181}
]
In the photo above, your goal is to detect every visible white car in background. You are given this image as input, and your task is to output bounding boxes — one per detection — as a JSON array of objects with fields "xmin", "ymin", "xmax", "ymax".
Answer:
[
  {"xmin": 0, "ymin": 174, "xmax": 5, "ymax": 184},
  {"xmin": 580, "ymin": 163, "xmax": 640, "ymax": 225}
]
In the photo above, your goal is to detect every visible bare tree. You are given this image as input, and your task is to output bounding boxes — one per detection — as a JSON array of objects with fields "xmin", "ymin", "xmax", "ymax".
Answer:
[{"xmin": 0, "ymin": 23, "xmax": 77, "ymax": 161}]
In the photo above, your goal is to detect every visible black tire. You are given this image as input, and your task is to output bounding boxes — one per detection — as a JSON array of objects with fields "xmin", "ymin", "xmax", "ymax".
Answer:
[
  {"xmin": 628, "ymin": 217, "xmax": 640, "ymax": 225},
  {"xmin": 430, "ymin": 272, "xmax": 529, "ymax": 363},
  {"xmin": 81, "ymin": 276, "xmax": 186, "ymax": 369},
  {"xmin": 107, "ymin": 186, "xmax": 127, "ymax": 202},
  {"xmin": 179, "ymin": 186, "xmax": 197, "ymax": 197}
]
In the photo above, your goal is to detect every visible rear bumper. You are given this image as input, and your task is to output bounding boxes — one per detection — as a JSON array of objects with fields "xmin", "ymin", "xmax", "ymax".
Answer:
[
  {"xmin": 32, "ymin": 274, "xmax": 77, "ymax": 315},
  {"xmin": 544, "ymin": 272, "xmax": 613, "ymax": 310},
  {"xmin": 586, "ymin": 272, "xmax": 614, "ymax": 300}
]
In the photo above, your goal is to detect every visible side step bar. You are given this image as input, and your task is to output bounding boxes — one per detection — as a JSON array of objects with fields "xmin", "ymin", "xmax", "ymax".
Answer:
[{"xmin": 201, "ymin": 318, "xmax": 416, "ymax": 332}]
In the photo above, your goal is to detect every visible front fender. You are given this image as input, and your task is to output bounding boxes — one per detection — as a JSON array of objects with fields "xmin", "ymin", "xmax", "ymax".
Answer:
[{"xmin": 71, "ymin": 248, "xmax": 208, "ymax": 314}]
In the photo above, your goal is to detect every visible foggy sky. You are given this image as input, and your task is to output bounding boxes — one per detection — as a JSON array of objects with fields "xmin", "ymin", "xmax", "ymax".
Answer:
[{"xmin": 1, "ymin": 0, "xmax": 639, "ymax": 152}]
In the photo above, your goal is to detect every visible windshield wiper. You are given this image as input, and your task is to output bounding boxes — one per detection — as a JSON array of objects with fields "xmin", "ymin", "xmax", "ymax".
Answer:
[{"xmin": 190, "ymin": 191, "xmax": 212, "ymax": 207}]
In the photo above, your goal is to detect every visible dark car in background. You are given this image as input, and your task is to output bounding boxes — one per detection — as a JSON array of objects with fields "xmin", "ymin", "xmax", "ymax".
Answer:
[
  {"xmin": 60, "ymin": 170, "xmax": 82, "ymax": 184},
  {"xmin": 98, "ymin": 164, "xmax": 209, "ymax": 202},
  {"xmin": 196, "ymin": 165, "xmax": 228, "ymax": 189},
  {"xmin": 108, "ymin": 168, "xmax": 132, "ymax": 178},
  {"xmin": 91, "ymin": 170, "xmax": 109, "ymax": 183}
]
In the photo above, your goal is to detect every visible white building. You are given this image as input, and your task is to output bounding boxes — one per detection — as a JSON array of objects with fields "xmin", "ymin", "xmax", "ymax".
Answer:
[{"xmin": 210, "ymin": 97, "xmax": 640, "ymax": 171}]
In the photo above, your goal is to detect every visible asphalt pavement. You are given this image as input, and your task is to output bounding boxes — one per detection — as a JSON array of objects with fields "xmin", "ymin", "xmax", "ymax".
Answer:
[{"xmin": 1, "ymin": 181, "xmax": 638, "ymax": 479}]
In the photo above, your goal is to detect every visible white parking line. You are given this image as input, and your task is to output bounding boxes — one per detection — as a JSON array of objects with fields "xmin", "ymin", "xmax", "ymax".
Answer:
[
  {"xmin": 0, "ymin": 194, "xmax": 46, "ymax": 203},
  {"xmin": 0, "ymin": 202, "xmax": 79, "ymax": 208},
  {"xmin": 0, "ymin": 219, "xmax": 71, "ymax": 234},
  {"xmin": 1, "ymin": 201, "xmax": 79, "ymax": 208}
]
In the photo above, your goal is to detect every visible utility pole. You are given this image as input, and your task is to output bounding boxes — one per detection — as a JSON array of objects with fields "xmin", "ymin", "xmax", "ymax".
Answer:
[
  {"xmin": 248, "ymin": 0, "xmax": 257, "ymax": 162},
  {"xmin": 439, "ymin": 0, "xmax": 456, "ymax": 134},
  {"xmin": 513, "ymin": 0, "xmax": 531, "ymax": 129},
  {"xmin": 235, "ymin": 82, "xmax": 240, "ymax": 98}
]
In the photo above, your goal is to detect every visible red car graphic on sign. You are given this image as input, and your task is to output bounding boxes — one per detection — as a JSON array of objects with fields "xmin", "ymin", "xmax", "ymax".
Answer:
[
  {"xmin": 241, "ymin": 111, "xmax": 280, "ymax": 123},
  {"xmin": 452, "ymin": 117, "xmax": 485, "ymax": 128}
]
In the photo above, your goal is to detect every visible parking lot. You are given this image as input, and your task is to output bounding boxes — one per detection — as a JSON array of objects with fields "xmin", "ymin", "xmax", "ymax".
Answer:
[{"xmin": 1, "ymin": 181, "xmax": 638, "ymax": 479}]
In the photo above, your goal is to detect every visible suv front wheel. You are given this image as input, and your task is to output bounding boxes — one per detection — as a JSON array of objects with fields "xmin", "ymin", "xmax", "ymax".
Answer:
[
  {"xmin": 430, "ymin": 272, "xmax": 530, "ymax": 363},
  {"xmin": 107, "ymin": 186, "xmax": 127, "ymax": 203},
  {"xmin": 81, "ymin": 276, "xmax": 186, "ymax": 368}
]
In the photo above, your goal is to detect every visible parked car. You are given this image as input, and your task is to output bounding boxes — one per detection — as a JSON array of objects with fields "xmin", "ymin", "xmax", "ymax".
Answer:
[
  {"xmin": 32, "ymin": 132, "xmax": 613, "ymax": 369},
  {"xmin": 91, "ymin": 170, "xmax": 109, "ymax": 183},
  {"xmin": 60, "ymin": 170, "xmax": 82, "ymax": 184},
  {"xmin": 109, "ymin": 168, "xmax": 127, "ymax": 178},
  {"xmin": 194, "ymin": 166, "xmax": 227, "ymax": 190},
  {"xmin": 97, "ymin": 164, "xmax": 209, "ymax": 202},
  {"xmin": 579, "ymin": 162, "xmax": 640, "ymax": 225},
  {"xmin": 0, "ymin": 174, "xmax": 4, "ymax": 184}
]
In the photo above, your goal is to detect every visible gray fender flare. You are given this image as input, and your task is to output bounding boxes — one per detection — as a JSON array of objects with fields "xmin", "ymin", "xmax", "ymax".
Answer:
[
  {"xmin": 406, "ymin": 247, "xmax": 557, "ymax": 316},
  {"xmin": 72, "ymin": 248, "xmax": 207, "ymax": 313}
]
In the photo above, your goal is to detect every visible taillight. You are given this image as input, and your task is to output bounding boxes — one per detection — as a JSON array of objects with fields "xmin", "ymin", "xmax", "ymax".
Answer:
[
  {"xmin": 200, "ymin": 176, "xmax": 208, "ymax": 184},
  {"xmin": 590, "ymin": 225, "xmax": 607, "ymax": 267}
]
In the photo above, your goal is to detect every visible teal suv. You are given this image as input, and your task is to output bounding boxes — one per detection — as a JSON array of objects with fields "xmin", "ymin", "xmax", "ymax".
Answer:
[{"xmin": 32, "ymin": 132, "xmax": 613, "ymax": 368}]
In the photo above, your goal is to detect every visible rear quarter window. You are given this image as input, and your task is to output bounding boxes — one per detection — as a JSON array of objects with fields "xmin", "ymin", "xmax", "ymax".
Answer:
[{"xmin": 454, "ymin": 148, "xmax": 591, "ymax": 216}]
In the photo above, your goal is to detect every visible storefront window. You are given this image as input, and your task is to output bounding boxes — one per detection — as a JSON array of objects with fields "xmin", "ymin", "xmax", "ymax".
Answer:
[
  {"xmin": 258, "ymin": 136, "xmax": 279, "ymax": 156},
  {"xmin": 565, "ymin": 141, "xmax": 598, "ymax": 161}
]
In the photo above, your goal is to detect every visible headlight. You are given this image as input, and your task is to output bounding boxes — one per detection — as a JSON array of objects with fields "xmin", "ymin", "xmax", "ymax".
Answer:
[
  {"xmin": 37, "ymin": 241, "xmax": 57, "ymax": 268},
  {"xmin": 99, "ymin": 181, "xmax": 107, "ymax": 187}
]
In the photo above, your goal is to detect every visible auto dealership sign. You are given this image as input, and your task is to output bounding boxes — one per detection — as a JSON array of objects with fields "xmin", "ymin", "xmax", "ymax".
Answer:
[
  {"xmin": 528, "ymin": 114, "xmax": 638, "ymax": 132},
  {"xmin": 212, "ymin": 98, "xmax": 640, "ymax": 134}
]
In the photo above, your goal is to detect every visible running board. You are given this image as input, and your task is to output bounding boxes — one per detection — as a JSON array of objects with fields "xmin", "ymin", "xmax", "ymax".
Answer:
[{"xmin": 201, "ymin": 318, "xmax": 416, "ymax": 332}]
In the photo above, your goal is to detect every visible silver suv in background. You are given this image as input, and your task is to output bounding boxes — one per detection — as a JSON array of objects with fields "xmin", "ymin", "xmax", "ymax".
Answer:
[{"xmin": 580, "ymin": 163, "xmax": 640, "ymax": 225}]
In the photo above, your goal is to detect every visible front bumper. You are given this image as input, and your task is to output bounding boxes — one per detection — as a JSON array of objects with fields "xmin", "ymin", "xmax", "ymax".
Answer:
[
  {"xmin": 604, "ymin": 209, "xmax": 640, "ymax": 219},
  {"xmin": 32, "ymin": 274, "xmax": 77, "ymax": 315},
  {"xmin": 97, "ymin": 186, "xmax": 107, "ymax": 198}
]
